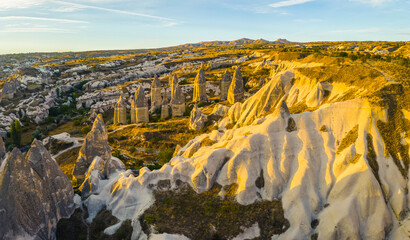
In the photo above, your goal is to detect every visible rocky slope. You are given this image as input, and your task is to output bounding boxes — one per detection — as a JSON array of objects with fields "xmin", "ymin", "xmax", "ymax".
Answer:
[
  {"xmin": 61, "ymin": 65, "xmax": 410, "ymax": 239},
  {"xmin": 0, "ymin": 140, "xmax": 75, "ymax": 240}
]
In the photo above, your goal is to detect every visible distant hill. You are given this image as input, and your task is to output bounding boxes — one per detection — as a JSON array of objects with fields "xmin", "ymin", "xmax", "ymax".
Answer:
[{"xmin": 179, "ymin": 38, "xmax": 290, "ymax": 48}]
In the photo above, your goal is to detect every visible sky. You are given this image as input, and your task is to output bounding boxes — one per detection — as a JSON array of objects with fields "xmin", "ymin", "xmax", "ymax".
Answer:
[{"xmin": 0, "ymin": 0, "xmax": 409, "ymax": 54}]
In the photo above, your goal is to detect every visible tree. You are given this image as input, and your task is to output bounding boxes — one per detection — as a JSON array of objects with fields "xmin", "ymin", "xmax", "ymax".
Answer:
[{"xmin": 10, "ymin": 120, "xmax": 22, "ymax": 146}]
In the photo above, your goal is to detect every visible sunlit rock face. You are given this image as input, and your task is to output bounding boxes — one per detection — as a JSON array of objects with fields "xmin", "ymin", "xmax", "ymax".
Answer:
[
  {"xmin": 73, "ymin": 114, "xmax": 111, "ymax": 183},
  {"xmin": 151, "ymin": 75, "xmax": 162, "ymax": 112},
  {"xmin": 135, "ymin": 86, "xmax": 149, "ymax": 123},
  {"xmin": 220, "ymin": 69, "xmax": 232, "ymax": 101},
  {"xmin": 171, "ymin": 84, "xmax": 185, "ymax": 117},
  {"xmin": 192, "ymin": 69, "xmax": 208, "ymax": 102},
  {"xmin": 78, "ymin": 66, "xmax": 410, "ymax": 240},
  {"xmin": 189, "ymin": 104, "xmax": 208, "ymax": 131},
  {"xmin": 227, "ymin": 66, "xmax": 244, "ymax": 104},
  {"xmin": 161, "ymin": 98, "xmax": 170, "ymax": 120},
  {"xmin": 0, "ymin": 140, "xmax": 74, "ymax": 240},
  {"xmin": 114, "ymin": 96, "xmax": 127, "ymax": 125}
]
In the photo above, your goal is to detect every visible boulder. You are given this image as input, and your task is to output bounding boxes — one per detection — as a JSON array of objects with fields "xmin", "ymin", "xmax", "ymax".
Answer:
[
  {"xmin": 0, "ymin": 140, "xmax": 74, "ymax": 240},
  {"xmin": 227, "ymin": 66, "xmax": 244, "ymax": 104},
  {"xmin": 73, "ymin": 114, "xmax": 111, "ymax": 183},
  {"xmin": 189, "ymin": 104, "xmax": 208, "ymax": 131},
  {"xmin": 114, "ymin": 96, "xmax": 127, "ymax": 125},
  {"xmin": 220, "ymin": 69, "xmax": 232, "ymax": 101},
  {"xmin": 192, "ymin": 69, "xmax": 208, "ymax": 102}
]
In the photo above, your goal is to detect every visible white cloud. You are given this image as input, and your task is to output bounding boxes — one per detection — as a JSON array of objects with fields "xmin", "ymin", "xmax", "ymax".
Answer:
[
  {"xmin": 0, "ymin": 27, "xmax": 71, "ymax": 33},
  {"xmin": 269, "ymin": 0, "xmax": 314, "ymax": 8},
  {"xmin": 52, "ymin": 0, "xmax": 179, "ymax": 26},
  {"xmin": 331, "ymin": 28, "xmax": 381, "ymax": 33},
  {"xmin": 349, "ymin": 0, "xmax": 393, "ymax": 5},
  {"xmin": 0, "ymin": 0, "xmax": 47, "ymax": 10},
  {"xmin": 0, "ymin": 16, "xmax": 87, "ymax": 23}
]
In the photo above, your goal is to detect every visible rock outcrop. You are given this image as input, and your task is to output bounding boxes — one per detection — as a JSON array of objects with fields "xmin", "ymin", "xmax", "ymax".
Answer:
[
  {"xmin": 170, "ymin": 74, "xmax": 178, "ymax": 100},
  {"xmin": 192, "ymin": 69, "xmax": 208, "ymax": 102},
  {"xmin": 114, "ymin": 96, "xmax": 127, "ymax": 125},
  {"xmin": 73, "ymin": 114, "xmax": 112, "ymax": 183},
  {"xmin": 80, "ymin": 156, "xmax": 125, "ymax": 197},
  {"xmin": 0, "ymin": 140, "xmax": 74, "ymax": 240},
  {"xmin": 151, "ymin": 75, "xmax": 162, "ymax": 112},
  {"xmin": 161, "ymin": 98, "xmax": 170, "ymax": 120},
  {"xmin": 220, "ymin": 69, "xmax": 232, "ymax": 101},
  {"xmin": 189, "ymin": 104, "xmax": 208, "ymax": 131},
  {"xmin": 1, "ymin": 77, "xmax": 20, "ymax": 100},
  {"xmin": 0, "ymin": 136, "xmax": 5, "ymax": 161},
  {"xmin": 130, "ymin": 100, "xmax": 136, "ymax": 123},
  {"xmin": 227, "ymin": 66, "xmax": 244, "ymax": 104},
  {"xmin": 171, "ymin": 84, "xmax": 185, "ymax": 117},
  {"xmin": 134, "ymin": 86, "xmax": 149, "ymax": 123}
]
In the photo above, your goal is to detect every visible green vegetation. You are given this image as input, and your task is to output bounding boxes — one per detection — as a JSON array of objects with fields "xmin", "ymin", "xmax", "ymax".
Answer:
[
  {"xmin": 336, "ymin": 125, "xmax": 359, "ymax": 154},
  {"xmin": 140, "ymin": 183, "xmax": 289, "ymax": 240},
  {"xmin": 9, "ymin": 120, "xmax": 22, "ymax": 146}
]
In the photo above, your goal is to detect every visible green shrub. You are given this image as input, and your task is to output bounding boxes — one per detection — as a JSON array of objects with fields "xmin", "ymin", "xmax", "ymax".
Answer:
[
  {"xmin": 73, "ymin": 119, "xmax": 81, "ymax": 126},
  {"xmin": 158, "ymin": 148, "xmax": 174, "ymax": 165},
  {"xmin": 81, "ymin": 126, "xmax": 91, "ymax": 135}
]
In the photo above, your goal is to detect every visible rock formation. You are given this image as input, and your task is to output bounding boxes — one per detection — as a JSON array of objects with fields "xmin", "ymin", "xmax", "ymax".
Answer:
[
  {"xmin": 80, "ymin": 155, "xmax": 125, "ymax": 197},
  {"xmin": 227, "ymin": 66, "xmax": 244, "ymax": 104},
  {"xmin": 1, "ymin": 77, "xmax": 19, "ymax": 100},
  {"xmin": 189, "ymin": 104, "xmax": 208, "ymax": 131},
  {"xmin": 192, "ymin": 69, "xmax": 208, "ymax": 102},
  {"xmin": 134, "ymin": 86, "xmax": 149, "ymax": 123},
  {"xmin": 0, "ymin": 140, "xmax": 74, "ymax": 240},
  {"xmin": 171, "ymin": 84, "xmax": 185, "ymax": 117},
  {"xmin": 151, "ymin": 75, "xmax": 162, "ymax": 112},
  {"xmin": 170, "ymin": 74, "xmax": 179, "ymax": 100},
  {"xmin": 114, "ymin": 96, "xmax": 127, "ymax": 125},
  {"xmin": 0, "ymin": 136, "xmax": 5, "ymax": 160},
  {"xmin": 161, "ymin": 98, "xmax": 170, "ymax": 120},
  {"xmin": 220, "ymin": 69, "xmax": 232, "ymax": 101},
  {"xmin": 73, "ymin": 114, "xmax": 112, "ymax": 183},
  {"xmin": 130, "ymin": 100, "xmax": 136, "ymax": 123}
]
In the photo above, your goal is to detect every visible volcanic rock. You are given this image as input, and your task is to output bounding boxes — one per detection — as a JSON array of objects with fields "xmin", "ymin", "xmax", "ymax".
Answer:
[
  {"xmin": 227, "ymin": 66, "xmax": 244, "ymax": 104},
  {"xmin": 220, "ymin": 69, "xmax": 232, "ymax": 101},
  {"xmin": 114, "ymin": 96, "xmax": 127, "ymax": 125},
  {"xmin": 192, "ymin": 69, "xmax": 208, "ymax": 102},
  {"xmin": 0, "ymin": 140, "xmax": 74, "ymax": 240},
  {"xmin": 73, "ymin": 114, "xmax": 111, "ymax": 183}
]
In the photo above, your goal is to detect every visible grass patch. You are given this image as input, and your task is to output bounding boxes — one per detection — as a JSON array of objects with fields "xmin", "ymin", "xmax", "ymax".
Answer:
[
  {"xmin": 336, "ymin": 125, "xmax": 358, "ymax": 154},
  {"xmin": 55, "ymin": 146, "xmax": 81, "ymax": 182}
]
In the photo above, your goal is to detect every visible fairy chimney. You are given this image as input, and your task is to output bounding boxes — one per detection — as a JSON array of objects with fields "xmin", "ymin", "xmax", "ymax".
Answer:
[
  {"xmin": 192, "ymin": 68, "xmax": 208, "ymax": 102},
  {"xmin": 113, "ymin": 96, "xmax": 127, "ymax": 125},
  {"xmin": 220, "ymin": 69, "xmax": 232, "ymax": 101},
  {"xmin": 227, "ymin": 66, "xmax": 244, "ymax": 104},
  {"xmin": 134, "ymin": 86, "xmax": 149, "ymax": 123},
  {"xmin": 151, "ymin": 75, "xmax": 162, "ymax": 113}
]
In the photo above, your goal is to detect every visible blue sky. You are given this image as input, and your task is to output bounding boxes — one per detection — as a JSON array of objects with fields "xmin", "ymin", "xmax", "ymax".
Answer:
[{"xmin": 0, "ymin": 0, "xmax": 409, "ymax": 54}]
